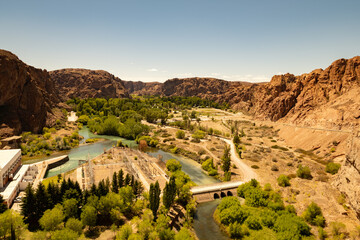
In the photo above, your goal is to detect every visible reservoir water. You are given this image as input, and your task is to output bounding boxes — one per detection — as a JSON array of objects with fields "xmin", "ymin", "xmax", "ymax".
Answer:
[{"xmin": 31, "ymin": 127, "xmax": 229, "ymax": 239}]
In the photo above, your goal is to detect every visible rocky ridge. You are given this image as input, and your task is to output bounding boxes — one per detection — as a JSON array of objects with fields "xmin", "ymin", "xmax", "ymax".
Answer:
[
  {"xmin": 125, "ymin": 56, "xmax": 360, "ymax": 129},
  {"xmin": 0, "ymin": 50, "xmax": 59, "ymax": 137},
  {"xmin": 50, "ymin": 68, "xmax": 129, "ymax": 100}
]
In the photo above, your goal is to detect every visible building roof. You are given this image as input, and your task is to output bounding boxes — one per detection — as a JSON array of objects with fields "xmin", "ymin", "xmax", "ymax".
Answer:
[{"xmin": 0, "ymin": 149, "xmax": 21, "ymax": 169}]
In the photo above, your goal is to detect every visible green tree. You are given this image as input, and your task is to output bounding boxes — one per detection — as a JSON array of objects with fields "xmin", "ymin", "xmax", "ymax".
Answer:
[
  {"xmin": 118, "ymin": 169, "xmax": 124, "ymax": 188},
  {"xmin": 112, "ymin": 171, "xmax": 119, "ymax": 193},
  {"xmin": 81, "ymin": 205, "xmax": 97, "ymax": 227},
  {"xmin": 221, "ymin": 146, "xmax": 231, "ymax": 173},
  {"xmin": 0, "ymin": 195, "xmax": 8, "ymax": 214},
  {"xmin": 65, "ymin": 218, "xmax": 83, "ymax": 235},
  {"xmin": 233, "ymin": 134, "xmax": 241, "ymax": 145},
  {"xmin": 63, "ymin": 198, "xmax": 78, "ymax": 219},
  {"xmin": 35, "ymin": 183, "xmax": 50, "ymax": 219},
  {"xmin": 116, "ymin": 223, "xmax": 132, "ymax": 240},
  {"xmin": 166, "ymin": 159, "xmax": 182, "ymax": 172},
  {"xmin": 175, "ymin": 228, "xmax": 194, "ymax": 240},
  {"xmin": 0, "ymin": 210, "xmax": 26, "ymax": 239},
  {"xmin": 303, "ymin": 202, "xmax": 325, "ymax": 227},
  {"xmin": 149, "ymin": 181, "xmax": 161, "ymax": 220},
  {"xmin": 39, "ymin": 205, "xmax": 65, "ymax": 231},
  {"xmin": 21, "ymin": 184, "xmax": 38, "ymax": 230},
  {"xmin": 162, "ymin": 177, "xmax": 176, "ymax": 209},
  {"xmin": 51, "ymin": 228, "xmax": 79, "ymax": 240}
]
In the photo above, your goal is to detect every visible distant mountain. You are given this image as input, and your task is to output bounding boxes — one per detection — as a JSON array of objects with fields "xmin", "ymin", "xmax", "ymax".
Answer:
[
  {"xmin": 0, "ymin": 50, "xmax": 60, "ymax": 137},
  {"xmin": 50, "ymin": 68, "xmax": 129, "ymax": 100},
  {"xmin": 124, "ymin": 56, "xmax": 360, "ymax": 129}
]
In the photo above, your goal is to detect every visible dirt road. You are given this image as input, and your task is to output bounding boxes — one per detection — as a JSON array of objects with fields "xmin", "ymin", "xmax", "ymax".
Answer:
[{"xmin": 221, "ymin": 138, "xmax": 257, "ymax": 182}]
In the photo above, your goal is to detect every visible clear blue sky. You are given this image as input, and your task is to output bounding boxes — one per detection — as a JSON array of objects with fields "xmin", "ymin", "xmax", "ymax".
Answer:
[{"xmin": 1, "ymin": 0, "xmax": 359, "ymax": 82}]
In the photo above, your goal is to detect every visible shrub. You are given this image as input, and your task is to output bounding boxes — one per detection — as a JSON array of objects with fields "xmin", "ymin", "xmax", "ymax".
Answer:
[
  {"xmin": 318, "ymin": 227, "xmax": 328, "ymax": 240},
  {"xmin": 325, "ymin": 162, "xmax": 341, "ymax": 175},
  {"xmin": 166, "ymin": 159, "xmax": 182, "ymax": 172},
  {"xmin": 245, "ymin": 216, "xmax": 262, "ymax": 230},
  {"xmin": 229, "ymin": 222, "xmax": 249, "ymax": 239},
  {"xmin": 330, "ymin": 222, "xmax": 346, "ymax": 237},
  {"xmin": 277, "ymin": 175, "xmax": 291, "ymax": 187},
  {"xmin": 303, "ymin": 202, "xmax": 325, "ymax": 227},
  {"xmin": 271, "ymin": 165, "xmax": 279, "ymax": 171},
  {"xmin": 192, "ymin": 130, "xmax": 206, "ymax": 140},
  {"xmin": 219, "ymin": 205, "xmax": 248, "ymax": 225},
  {"xmin": 201, "ymin": 159, "xmax": 214, "ymax": 172},
  {"xmin": 296, "ymin": 164, "xmax": 312, "ymax": 179},
  {"xmin": 251, "ymin": 165, "xmax": 259, "ymax": 169},
  {"xmin": 176, "ymin": 130, "xmax": 185, "ymax": 139}
]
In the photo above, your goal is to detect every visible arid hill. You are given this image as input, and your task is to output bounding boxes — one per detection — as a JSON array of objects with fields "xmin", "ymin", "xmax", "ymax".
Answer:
[
  {"xmin": 123, "ymin": 81, "xmax": 163, "ymax": 96},
  {"xmin": 0, "ymin": 50, "xmax": 59, "ymax": 137},
  {"xmin": 125, "ymin": 56, "xmax": 360, "ymax": 129},
  {"xmin": 50, "ymin": 68, "xmax": 129, "ymax": 100}
]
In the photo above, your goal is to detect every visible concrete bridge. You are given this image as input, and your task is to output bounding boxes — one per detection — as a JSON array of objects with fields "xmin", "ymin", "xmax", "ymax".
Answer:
[{"xmin": 191, "ymin": 181, "xmax": 244, "ymax": 203}]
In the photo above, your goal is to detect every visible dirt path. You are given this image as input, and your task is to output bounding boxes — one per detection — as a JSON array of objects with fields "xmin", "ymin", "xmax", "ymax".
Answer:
[{"xmin": 221, "ymin": 138, "xmax": 257, "ymax": 182}]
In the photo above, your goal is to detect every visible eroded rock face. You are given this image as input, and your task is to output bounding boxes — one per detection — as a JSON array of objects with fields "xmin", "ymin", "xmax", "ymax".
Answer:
[
  {"xmin": 123, "ymin": 81, "xmax": 163, "ymax": 96},
  {"xmin": 124, "ymin": 56, "xmax": 360, "ymax": 129},
  {"xmin": 0, "ymin": 50, "xmax": 59, "ymax": 137},
  {"xmin": 50, "ymin": 69, "xmax": 129, "ymax": 100},
  {"xmin": 333, "ymin": 132, "xmax": 360, "ymax": 219}
]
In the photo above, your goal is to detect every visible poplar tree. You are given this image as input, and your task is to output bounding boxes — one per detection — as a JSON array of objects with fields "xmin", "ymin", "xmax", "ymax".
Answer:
[
  {"xmin": 222, "ymin": 146, "xmax": 231, "ymax": 173},
  {"xmin": 163, "ymin": 177, "xmax": 176, "ymax": 209},
  {"xmin": 0, "ymin": 195, "xmax": 8, "ymax": 214},
  {"xmin": 118, "ymin": 169, "xmax": 124, "ymax": 188},
  {"xmin": 124, "ymin": 174, "xmax": 131, "ymax": 186},
  {"xmin": 112, "ymin": 171, "xmax": 118, "ymax": 193},
  {"xmin": 149, "ymin": 181, "xmax": 161, "ymax": 219},
  {"xmin": 21, "ymin": 184, "xmax": 37, "ymax": 230}
]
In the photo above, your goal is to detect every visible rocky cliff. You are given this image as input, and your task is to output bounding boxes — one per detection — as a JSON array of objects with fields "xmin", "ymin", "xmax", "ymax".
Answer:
[
  {"xmin": 125, "ymin": 56, "xmax": 360, "ymax": 129},
  {"xmin": 334, "ymin": 132, "xmax": 360, "ymax": 219},
  {"xmin": 0, "ymin": 50, "xmax": 59, "ymax": 137},
  {"xmin": 123, "ymin": 81, "xmax": 163, "ymax": 96},
  {"xmin": 50, "ymin": 69, "xmax": 129, "ymax": 100}
]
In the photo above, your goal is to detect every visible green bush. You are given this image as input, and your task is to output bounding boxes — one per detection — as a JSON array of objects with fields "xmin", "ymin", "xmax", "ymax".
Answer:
[
  {"xmin": 245, "ymin": 216, "xmax": 262, "ymax": 230},
  {"xmin": 296, "ymin": 164, "xmax": 312, "ymax": 179},
  {"xmin": 277, "ymin": 175, "xmax": 291, "ymax": 187},
  {"xmin": 325, "ymin": 162, "xmax": 341, "ymax": 174},
  {"xmin": 166, "ymin": 159, "xmax": 182, "ymax": 172},
  {"xmin": 176, "ymin": 130, "xmax": 185, "ymax": 139},
  {"xmin": 303, "ymin": 202, "xmax": 325, "ymax": 227},
  {"xmin": 219, "ymin": 205, "xmax": 248, "ymax": 225},
  {"xmin": 229, "ymin": 222, "xmax": 249, "ymax": 239},
  {"xmin": 191, "ymin": 130, "xmax": 206, "ymax": 140}
]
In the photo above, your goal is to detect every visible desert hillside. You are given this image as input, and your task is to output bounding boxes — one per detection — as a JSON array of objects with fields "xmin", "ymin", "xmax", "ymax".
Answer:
[
  {"xmin": 125, "ymin": 56, "xmax": 360, "ymax": 129},
  {"xmin": 0, "ymin": 50, "xmax": 59, "ymax": 137},
  {"xmin": 50, "ymin": 68, "xmax": 129, "ymax": 100}
]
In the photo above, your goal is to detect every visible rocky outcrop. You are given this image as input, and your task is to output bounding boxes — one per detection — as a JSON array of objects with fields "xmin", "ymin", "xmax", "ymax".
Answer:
[
  {"xmin": 0, "ymin": 50, "xmax": 59, "ymax": 137},
  {"xmin": 333, "ymin": 132, "xmax": 360, "ymax": 219},
  {"xmin": 124, "ymin": 56, "xmax": 360, "ymax": 129},
  {"xmin": 50, "ymin": 69, "xmax": 129, "ymax": 100},
  {"xmin": 123, "ymin": 81, "xmax": 163, "ymax": 96}
]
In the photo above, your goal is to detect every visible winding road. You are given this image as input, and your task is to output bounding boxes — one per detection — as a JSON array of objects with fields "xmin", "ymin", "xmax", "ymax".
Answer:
[{"xmin": 221, "ymin": 138, "xmax": 257, "ymax": 182}]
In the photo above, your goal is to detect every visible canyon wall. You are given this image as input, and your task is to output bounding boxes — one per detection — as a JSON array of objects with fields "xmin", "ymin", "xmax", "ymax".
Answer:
[{"xmin": 0, "ymin": 50, "xmax": 59, "ymax": 137}]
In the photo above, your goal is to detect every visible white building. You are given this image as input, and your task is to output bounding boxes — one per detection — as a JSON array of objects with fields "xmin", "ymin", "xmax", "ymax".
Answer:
[
  {"xmin": 0, "ymin": 149, "xmax": 22, "ymax": 188},
  {"xmin": 0, "ymin": 149, "xmax": 37, "ymax": 207}
]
